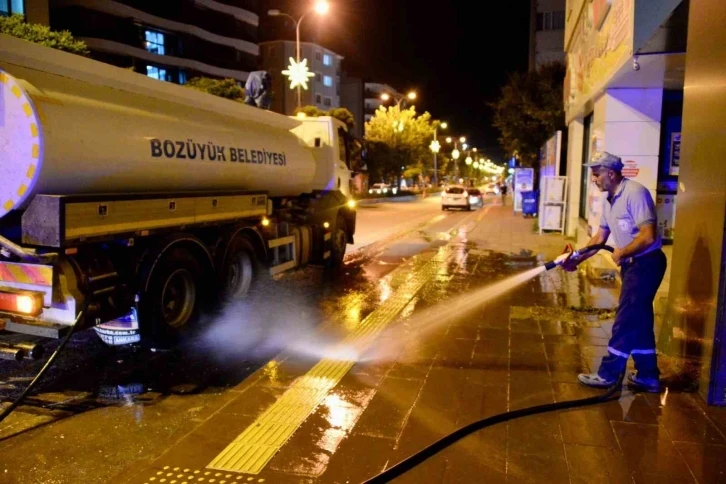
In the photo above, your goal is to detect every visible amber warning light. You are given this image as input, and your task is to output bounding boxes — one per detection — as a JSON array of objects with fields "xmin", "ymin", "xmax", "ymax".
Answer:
[{"xmin": 0, "ymin": 288, "xmax": 44, "ymax": 317}]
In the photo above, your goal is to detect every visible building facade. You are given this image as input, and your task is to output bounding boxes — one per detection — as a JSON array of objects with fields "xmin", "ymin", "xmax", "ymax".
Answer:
[
  {"xmin": 363, "ymin": 82, "xmax": 400, "ymax": 123},
  {"xmin": 259, "ymin": 40, "xmax": 342, "ymax": 115},
  {"xmin": 43, "ymin": 0, "xmax": 260, "ymax": 84},
  {"xmin": 563, "ymin": 0, "xmax": 726, "ymax": 405},
  {"xmin": 529, "ymin": 0, "xmax": 566, "ymax": 70},
  {"xmin": 340, "ymin": 73, "xmax": 364, "ymax": 138}
]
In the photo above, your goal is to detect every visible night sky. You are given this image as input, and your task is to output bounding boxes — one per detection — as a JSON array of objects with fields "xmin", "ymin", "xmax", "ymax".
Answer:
[{"xmin": 260, "ymin": 1, "xmax": 532, "ymax": 162}]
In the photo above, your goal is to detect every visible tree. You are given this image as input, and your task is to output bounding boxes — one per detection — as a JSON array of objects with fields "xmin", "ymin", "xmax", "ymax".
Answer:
[
  {"xmin": 490, "ymin": 62, "xmax": 565, "ymax": 167},
  {"xmin": 294, "ymin": 105, "xmax": 356, "ymax": 132},
  {"xmin": 0, "ymin": 14, "xmax": 89, "ymax": 56},
  {"xmin": 185, "ymin": 77, "xmax": 245, "ymax": 102},
  {"xmin": 326, "ymin": 107, "xmax": 355, "ymax": 132},
  {"xmin": 364, "ymin": 105, "xmax": 435, "ymax": 186},
  {"xmin": 294, "ymin": 105, "xmax": 328, "ymax": 118}
]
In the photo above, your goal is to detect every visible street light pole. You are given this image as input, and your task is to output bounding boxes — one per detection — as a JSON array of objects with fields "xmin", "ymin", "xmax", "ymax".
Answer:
[
  {"xmin": 381, "ymin": 91, "xmax": 417, "ymax": 109},
  {"xmin": 432, "ymin": 121, "xmax": 447, "ymax": 187},
  {"xmin": 268, "ymin": 2, "xmax": 329, "ymax": 111}
]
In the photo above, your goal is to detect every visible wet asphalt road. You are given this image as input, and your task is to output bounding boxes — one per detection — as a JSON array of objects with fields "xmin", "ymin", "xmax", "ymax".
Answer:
[{"xmin": 0, "ymin": 195, "xmax": 484, "ymax": 483}]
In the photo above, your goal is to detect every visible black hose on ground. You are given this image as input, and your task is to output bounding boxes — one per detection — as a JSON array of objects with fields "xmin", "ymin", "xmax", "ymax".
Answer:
[
  {"xmin": 0, "ymin": 303, "xmax": 89, "ymax": 424},
  {"xmin": 363, "ymin": 374, "xmax": 624, "ymax": 483}
]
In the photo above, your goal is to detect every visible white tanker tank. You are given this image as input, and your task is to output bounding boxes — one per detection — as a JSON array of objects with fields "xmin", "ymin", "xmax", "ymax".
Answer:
[{"xmin": 0, "ymin": 34, "xmax": 349, "ymax": 219}]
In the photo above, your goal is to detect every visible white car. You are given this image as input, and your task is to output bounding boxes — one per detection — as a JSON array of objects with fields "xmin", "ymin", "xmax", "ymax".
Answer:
[
  {"xmin": 485, "ymin": 182, "xmax": 500, "ymax": 195},
  {"xmin": 442, "ymin": 186, "xmax": 471, "ymax": 210},
  {"xmin": 369, "ymin": 183, "xmax": 391, "ymax": 194}
]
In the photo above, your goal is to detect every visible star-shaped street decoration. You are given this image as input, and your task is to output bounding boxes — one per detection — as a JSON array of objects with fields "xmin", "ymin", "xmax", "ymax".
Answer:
[
  {"xmin": 282, "ymin": 57, "xmax": 315, "ymax": 90},
  {"xmin": 429, "ymin": 140, "xmax": 441, "ymax": 153}
]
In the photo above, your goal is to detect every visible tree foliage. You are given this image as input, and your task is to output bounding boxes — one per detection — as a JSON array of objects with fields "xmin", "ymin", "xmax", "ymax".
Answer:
[
  {"xmin": 326, "ymin": 107, "xmax": 356, "ymax": 132},
  {"xmin": 0, "ymin": 14, "xmax": 89, "ymax": 56},
  {"xmin": 490, "ymin": 62, "xmax": 565, "ymax": 166},
  {"xmin": 294, "ymin": 105, "xmax": 356, "ymax": 132},
  {"xmin": 364, "ymin": 105, "xmax": 435, "ymax": 184},
  {"xmin": 294, "ymin": 105, "xmax": 328, "ymax": 118},
  {"xmin": 185, "ymin": 77, "xmax": 245, "ymax": 102}
]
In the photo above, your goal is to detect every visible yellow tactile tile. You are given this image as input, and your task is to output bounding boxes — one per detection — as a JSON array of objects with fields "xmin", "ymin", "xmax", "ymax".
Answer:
[{"xmin": 206, "ymin": 247, "xmax": 452, "ymax": 474}]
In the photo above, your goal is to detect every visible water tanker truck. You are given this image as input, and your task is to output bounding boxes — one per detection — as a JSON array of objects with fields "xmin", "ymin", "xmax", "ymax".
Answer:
[{"xmin": 0, "ymin": 35, "xmax": 361, "ymax": 357}]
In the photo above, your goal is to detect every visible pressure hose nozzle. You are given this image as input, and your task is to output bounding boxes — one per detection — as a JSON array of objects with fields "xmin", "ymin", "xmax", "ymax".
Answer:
[
  {"xmin": 543, "ymin": 243, "xmax": 615, "ymax": 271},
  {"xmin": 544, "ymin": 251, "xmax": 573, "ymax": 271}
]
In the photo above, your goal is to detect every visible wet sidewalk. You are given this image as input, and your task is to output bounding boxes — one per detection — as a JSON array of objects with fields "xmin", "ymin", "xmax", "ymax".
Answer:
[{"xmin": 124, "ymin": 202, "xmax": 726, "ymax": 484}]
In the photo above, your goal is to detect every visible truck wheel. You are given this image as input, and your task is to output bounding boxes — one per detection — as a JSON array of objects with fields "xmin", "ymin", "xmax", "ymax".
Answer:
[
  {"xmin": 142, "ymin": 247, "xmax": 203, "ymax": 345},
  {"xmin": 220, "ymin": 237, "xmax": 256, "ymax": 301},
  {"xmin": 328, "ymin": 215, "xmax": 347, "ymax": 268}
]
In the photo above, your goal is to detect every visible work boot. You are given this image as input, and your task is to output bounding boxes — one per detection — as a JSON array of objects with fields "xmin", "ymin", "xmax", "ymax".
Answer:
[
  {"xmin": 627, "ymin": 371, "xmax": 661, "ymax": 393},
  {"xmin": 577, "ymin": 373, "xmax": 617, "ymax": 389}
]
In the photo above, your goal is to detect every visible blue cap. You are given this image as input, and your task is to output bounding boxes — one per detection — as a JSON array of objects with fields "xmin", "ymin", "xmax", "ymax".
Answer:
[{"xmin": 584, "ymin": 151, "xmax": 624, "ymax": 171}]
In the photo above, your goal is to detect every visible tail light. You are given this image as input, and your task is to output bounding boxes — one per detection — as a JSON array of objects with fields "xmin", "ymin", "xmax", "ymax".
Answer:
[{"xmin": 0, "ymin": 288, "xmax": 44, "ymax": 317}]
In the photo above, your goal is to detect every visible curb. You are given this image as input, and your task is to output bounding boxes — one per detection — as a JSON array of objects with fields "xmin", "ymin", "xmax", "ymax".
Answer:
[{"xmin": 356, "ymin": 193, "xmax": 441, "ymax": 206}]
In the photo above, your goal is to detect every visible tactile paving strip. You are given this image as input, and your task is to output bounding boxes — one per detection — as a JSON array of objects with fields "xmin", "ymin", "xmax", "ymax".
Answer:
[{"xmin": 206, "ymin": 246, "xmax": 453, "ymax": 474}]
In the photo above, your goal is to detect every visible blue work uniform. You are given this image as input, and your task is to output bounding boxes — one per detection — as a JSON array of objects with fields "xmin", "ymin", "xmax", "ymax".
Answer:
[{"xmin": 597, "ymin": 178, "xmax": 667, "ymax": 381}]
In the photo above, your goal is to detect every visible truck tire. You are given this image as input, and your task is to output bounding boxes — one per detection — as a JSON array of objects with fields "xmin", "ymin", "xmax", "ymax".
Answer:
[
  {"xmin": 141, "ymin": 247, "xmax": 203, "ymax": 346},
  {"xmin": 220, "ymin": 237, "xmax": 257, "ymax": 302},
  {"xmin": 328, "ymin": 215, "xmax": 347, "ymax": 268}
]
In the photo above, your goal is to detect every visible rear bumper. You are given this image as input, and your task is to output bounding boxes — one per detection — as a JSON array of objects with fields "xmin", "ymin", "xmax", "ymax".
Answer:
[{"xmin": 442, "ymin": 198, "xmax": 469, "ymax": 207}]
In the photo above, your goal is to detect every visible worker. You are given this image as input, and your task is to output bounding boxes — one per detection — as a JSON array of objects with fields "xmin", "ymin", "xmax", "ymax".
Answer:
[{"xmin": 561, "ymin": 152, "xmax": 666, "ymax": 392}]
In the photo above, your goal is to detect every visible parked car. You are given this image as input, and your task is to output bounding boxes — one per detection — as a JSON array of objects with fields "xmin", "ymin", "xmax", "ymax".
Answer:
[{"xmin": 442, "ymin": 185, "xmax": 471, "ymax": 210}]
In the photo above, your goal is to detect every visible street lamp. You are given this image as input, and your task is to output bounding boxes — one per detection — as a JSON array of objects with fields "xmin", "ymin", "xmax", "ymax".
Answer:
[
  {"xmin": 268, "ymin": 1, "xmax": 330, "ymax": 110},
  {"xmin": 445, "ymin": 135, "xmax": 467, "ymax": 180},
  {"xmin": 430, "ymin": 121, "xmax": 447, "ymax": 186},
  {"xmin": 451, "ymin": 148, "xmax": 461, "ymax": 180},
  {"xmin": 381, "ymin": 90, "xmax": 417, "ymax": 108}
]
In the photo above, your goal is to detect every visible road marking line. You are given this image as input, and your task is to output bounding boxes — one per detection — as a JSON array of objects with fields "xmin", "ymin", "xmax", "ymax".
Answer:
[{"xmin": 207, "ymin": 246, "xmax": 453, "ymax": 474}]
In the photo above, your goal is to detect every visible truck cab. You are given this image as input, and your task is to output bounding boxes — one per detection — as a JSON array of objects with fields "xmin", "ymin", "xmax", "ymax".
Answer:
[{"xmin": 290, "ymin": 116, "xmax": 364, "ymax": 199}]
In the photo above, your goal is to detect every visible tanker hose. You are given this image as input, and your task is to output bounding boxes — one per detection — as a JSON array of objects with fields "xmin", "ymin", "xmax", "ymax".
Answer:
[
  {"xmin": 544, "ymin": 243, "xmax": 615, "ymax": 271},
  {"xmin": 0, "ymin": 302, "xmax": 89, "ymax": 425},
  {"xmin": 363, "ymin": 373, "xmax": 624, "ymax": 484},
  {"xmin": 0, "ymin": 234, "xmax": 42, "ymax": 263}
]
